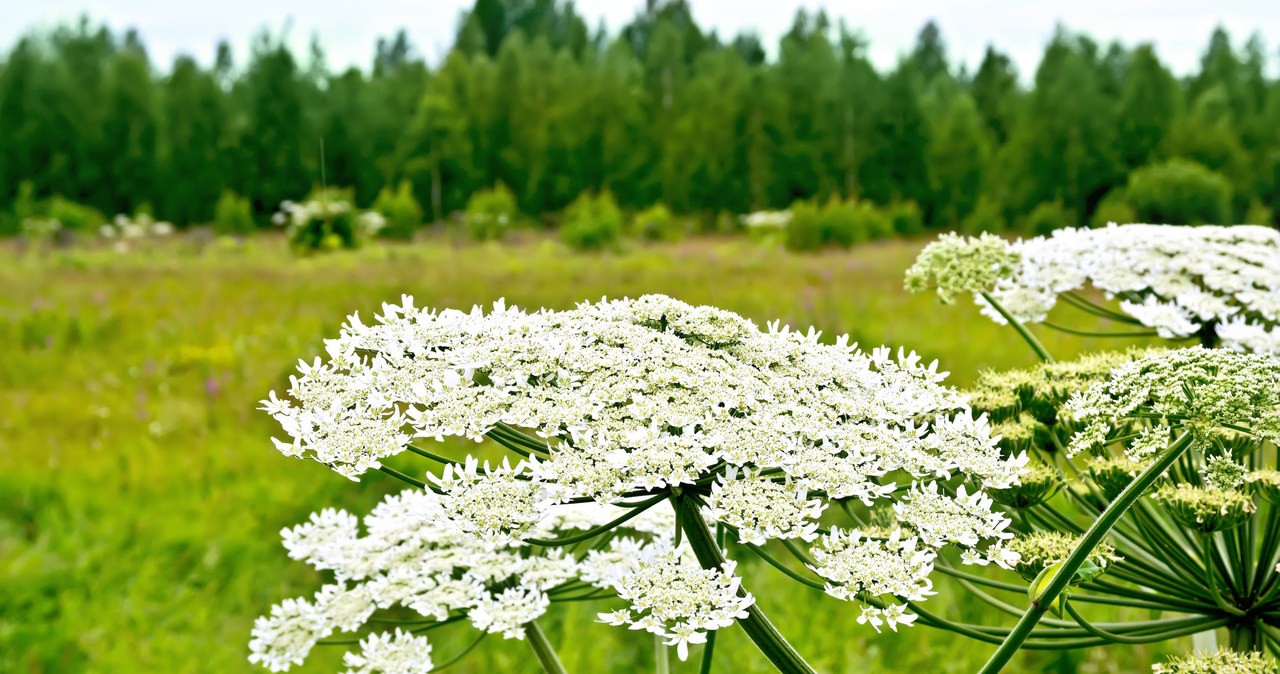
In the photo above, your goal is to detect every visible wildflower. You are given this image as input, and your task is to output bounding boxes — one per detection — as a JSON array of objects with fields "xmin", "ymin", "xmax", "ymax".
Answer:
[
  {"xmin": 1005, "ymin": 532, "xmax": 1119, "ymax": 583},
  {"xmin": 340, "ymin": 630, "xmax": 433, "ymax": 674},
  {"xmin": 911, "ymin": 225, "xmax": 1280, "ymax": 353},
  {"xmin": 1201, "ymin": 455, "xmax": 1248, "ymax": 491},
  {"xmin": 1152, "ymin": 650, "xmax": 1279, "ymax": 673},
  {"xmin": 1152, "ymin": 484, "xmax": 1256, "ymax": 533},
  {"xmin": 600, "ymin": 550, "xmax": 754, "ymax": 661},
  {"xmin": 904, "ymin": 232, "xmax": 1021, "ymax": 303}
]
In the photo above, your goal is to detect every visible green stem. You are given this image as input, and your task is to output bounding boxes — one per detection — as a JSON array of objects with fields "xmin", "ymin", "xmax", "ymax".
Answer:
[
  {"xmin": 1041, "ymin": 322, "xmax": 1158, "ymax": 338},
  {"xmin": 1229, "ymin": 618, "xmax": 1262, "ymax": 652},
  {"xmin": 678, "ymin": 500, "xmax": 816, "ymax": 674},
  {"xmin": 1063, "ymin": 600, "xmax": 1180, "ymax": 644},
  {"xmin": 699, "ymin": 630, "xmax": 717, "ymax": 674},
  {"xmin": 524, "ymin": 493, "xmax": 666, "ymax": 546},
  {"xmin": 428, "ymin": 632, "xmax": 487, "ymax": 673},
  {"xmin": 981, "ymin": 290, "xmax": 1054, "ymax": 363},
  {"xmin": 525, "ymin": 620, "xmax": 568, "ymax": 674},
  {"xmin": 655, "ymin": 633, "xmax": 670, "ymax": 674},
  {"xmin": 746, "ymin": 542, "xmax": 826, "ymax": 590},
  {"xmin": 978, "ymin": 431, "xmax": 1194, "ymax": 673},
  {"xmin": 1203, "ymin": 535, "xmax": 1247, "ymax": 617}
]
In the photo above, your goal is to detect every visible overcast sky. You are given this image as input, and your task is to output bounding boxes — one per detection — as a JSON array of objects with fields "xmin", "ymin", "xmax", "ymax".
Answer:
[{"xmin": 2, "ymin": 0, "xmax": 1276, "ymax": 78}]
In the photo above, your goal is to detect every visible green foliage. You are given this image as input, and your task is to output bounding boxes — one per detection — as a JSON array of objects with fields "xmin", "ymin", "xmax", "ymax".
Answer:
[
  {"xmin": 213, "ymin": 189, "xmax": 255, "ymax": 235},
  {"xmin": 1245, "ymin": 200, "xmax": 1274, "ymax": 227},
  {"xmin": 1090, "ymin": 188, "xmax": 1138, "ymax": 227},
  {"xmin": 959, "ymin": 195, "xmax": 1007, "ymax": 235},
  {"xmin": 629, "ymin": 203, "xmax": 683, "ymax": 242},
  {"xmin": 886, "ymin": 201, "xmax": 925, "ymax": 237},
  {"xmin": 45, "ymin": 195, "xmax": 106, "ymax": 232},
  {"xmin": 3, "ymin": 14, "xmax": 1280, "ymax": 240},
  {"xmin": 1020, "ymin": 200, "xmax": 1072, "ymax": 236},
  {"xmin": 464, "ymin": 183, "xmax": 520, "ymax": 241},
  {"xmin": 372, "ymin": 179, "xmax": 424, "ymax": 239},
  {"xmin": 1126, "ymin": 159, "xmax": 1234, "ymax": 225},
  {"xmin": 561, "ymin": 190, "xmax": 623, "ymax": 251},
  {"xmin": 785, "ymin": 198, "xmax": 894, "ymax": 251}
]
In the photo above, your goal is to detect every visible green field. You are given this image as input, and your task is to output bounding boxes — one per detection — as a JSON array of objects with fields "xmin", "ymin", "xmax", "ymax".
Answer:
[{"xmin": 2, "ymin": 236, "xmax": 1180, "ymax": 672}]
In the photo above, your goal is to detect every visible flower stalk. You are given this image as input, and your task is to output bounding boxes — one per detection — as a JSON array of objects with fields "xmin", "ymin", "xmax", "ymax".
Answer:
[
  {"xmin": 978, "ymin": 431, "xmax": 1196, "ymax": 673},
  {"xmin": 525, "ymin": 620, "xmax": 568, "ymax": 674},
  {"xmin": 678, "ymin": 499, "xmax": 816, "ymax": 674}
]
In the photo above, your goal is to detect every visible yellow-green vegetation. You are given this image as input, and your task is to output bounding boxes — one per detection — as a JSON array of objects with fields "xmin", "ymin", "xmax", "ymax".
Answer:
[{"xmin": 1, "ymin": 236, "xmax": 1183, "ymax": 672}]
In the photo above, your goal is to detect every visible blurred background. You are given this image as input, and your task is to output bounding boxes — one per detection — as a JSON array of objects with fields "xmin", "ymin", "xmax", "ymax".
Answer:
[{"xmin": 1, "ymin": 0, "xmax": 1276, "ymax": 672}]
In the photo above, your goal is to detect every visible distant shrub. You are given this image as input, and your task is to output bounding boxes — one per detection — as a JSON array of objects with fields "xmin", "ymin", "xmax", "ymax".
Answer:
[
  {"xmin": 959, "ymin": 196, "xmax": 1007, "ymax": 235},
  {"xmin": 1090, "ymin": 188, "xmax": 1137, "ymax": 228},
  {"xmin": 464, "ymin": 183, "xmax": 520, "ymax": 241},
  {"xmin": 629, "ymin": 203, "xmax": 683, "ymax": 241},
  {"xmin": 1126, "ymin": 159, "xmax": 1233, "ymax": 225},
  {"xmin": 561, "ymin": 190, "xmax": 623, "ymax": 251},
  {"xmin": 1244, "ymin": 200, "xmax": 1274, "ymax": 227},
  {"xmin": 46, "ymin": 196, "xmax": 105, "ymax": 232},
  {"xmin": 853, "ymin": 201, "xmax": 896, "ymax": 242},
  {"xmin": 273, "ymin": 187, "xmax": 383, "ymax": 254},
  {"xmin": 1019, "ymin": 200, "xmax": 1073, "ymax": 236},
  {"xmin": 786, "ymin": 198, "xmax": 893, "ymax": 251},
  {"xmin": 0, "ymin": 181, "xmax": 37, "ymax": 236},
  {"xmin": 213, "ymin": 190, "xmax": 256, "ymax": 235},
  {"xmin": 783, "ymin": 200, "xmax": 824, "ymax": 251},
  {"xmin": 887, "ymin": 201, "xmax": 925, "ymax": 237},
  {"xmin": 372, "ymin": 179, "xmax": 424, "ymax": 240}
]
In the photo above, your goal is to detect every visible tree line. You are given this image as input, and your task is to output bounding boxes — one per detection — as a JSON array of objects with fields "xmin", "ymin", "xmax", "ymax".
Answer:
[{"xmin": 1, "ymin": 0, "xmax": 1278, "ymax": 234}]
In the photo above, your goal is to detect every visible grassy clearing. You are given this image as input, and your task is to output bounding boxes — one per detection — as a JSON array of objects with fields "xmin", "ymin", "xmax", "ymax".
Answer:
[{"xmin": 1, "ymin": 236, "xmax": 1175, "ymax": 672}]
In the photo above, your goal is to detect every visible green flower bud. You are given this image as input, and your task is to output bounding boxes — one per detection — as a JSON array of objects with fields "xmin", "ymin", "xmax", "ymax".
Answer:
[
  {"xmin": 1247, "ymin": 469, "xmax": 1280, "ymax": 504},
  {"xmin": 1087, "ymin": 456, "xmax": 1146, "ymax": 502},
  {"xmin": 1005, "ymin": 531, "xmax": 1119, "ymax": 584},
  {"xmin": 1152, "ymin": 650, "xmax": 1279, "ymax": 674},
  {"xmin": 1152, "ymin": 484, "xmax": 1256, "ymax": 533},
  {"xmin": 989, "ymin": 462, "xmax": 1060, "ymax": 509}
]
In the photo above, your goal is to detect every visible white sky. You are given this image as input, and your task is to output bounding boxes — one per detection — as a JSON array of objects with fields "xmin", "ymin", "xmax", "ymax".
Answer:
[{"xmin": 1, "ymin": 0, "xmax": 1276, "ymax": 79}]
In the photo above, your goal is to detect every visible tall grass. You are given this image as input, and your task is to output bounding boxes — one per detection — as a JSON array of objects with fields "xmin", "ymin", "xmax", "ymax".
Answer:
[{"xmin": 1, "ymin": 236, "xmax": 1175, "ymax": 672}]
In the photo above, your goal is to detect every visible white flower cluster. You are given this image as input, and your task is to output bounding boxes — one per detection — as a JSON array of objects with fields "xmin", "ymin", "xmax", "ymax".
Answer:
[
  {"xmin": 341, "ymin": 630, "xmax": 433, "ymax": 674},
  {"xmin": 249, "ymin": 488, "xmax": 672, "ymax": 671},
  {"xmin": 100, "ymin": 212, "xmax": 175, "ymax": 239},
  {"xmin": 599, "ymin": 550, "xmax": 754, "ymax": 660},
  {"xmin": 261, "ymin": 295, "xmax": 1023, "ymax": 641},
  {"xmin": 809, "ymin": 528, "xmax": 933, "ymax": 630},
  {"xmin": 971, "ymin": 224, "xmax": 1280, "ymax": 351},
  {"xmin": 1067, "ymin": 347, "xmax": 1280, "ymax": 456}
]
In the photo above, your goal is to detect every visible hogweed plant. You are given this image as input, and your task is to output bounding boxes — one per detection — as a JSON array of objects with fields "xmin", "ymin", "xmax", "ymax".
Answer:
[
  {"xmin": 906, "ymin": 224, "xmax": 1280, "ymax": 354},
  {"xmin": 251, "ymin": 294, "xmax": 1028, "ymax": 673},
  {"xmin": 907, "ymin": 224, "xmax": 1280, "ymax": 672}
]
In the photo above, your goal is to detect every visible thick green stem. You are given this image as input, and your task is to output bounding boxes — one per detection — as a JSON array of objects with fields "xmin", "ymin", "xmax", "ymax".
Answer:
[
  {"xmin": 981, "ymin": 290, "xmax": 1054, "ymax": 363},
  {"xmin": 1229, "ymin": 618, "xmax": 1262, "ymax": 652},
  {"xmin": 678, "ymin": 500, "xmax": 816, "ymax": 674},
  {"xmin": 525, "ymin": 620, "xmax": 567, "ymax": 674},
  {"xmin": 978, "ymin": 432, "xmax": 1194, "ymax": 673},
  {"xmin": 699, "ymin": 630, "xmax": 717, "ymax": 674}
]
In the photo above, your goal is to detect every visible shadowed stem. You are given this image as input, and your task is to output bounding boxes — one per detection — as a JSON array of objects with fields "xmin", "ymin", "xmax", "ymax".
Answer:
[
  {"xmin": 525, "ymin": 620, "xmax": 567, "ymax": 674},
  {"xmin": 677, "ymin": 498, "xmax": 816, "ymax": 674},
  {"xmin": 978, "ymin": 431, "xmax": 1195, "ymax": 673}
]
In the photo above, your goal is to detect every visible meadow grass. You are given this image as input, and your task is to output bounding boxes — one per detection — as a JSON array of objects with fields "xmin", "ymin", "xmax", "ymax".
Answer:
[{"xmin": 2, "ymin": 235, "xmax": 1181, "ymax": 672}]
